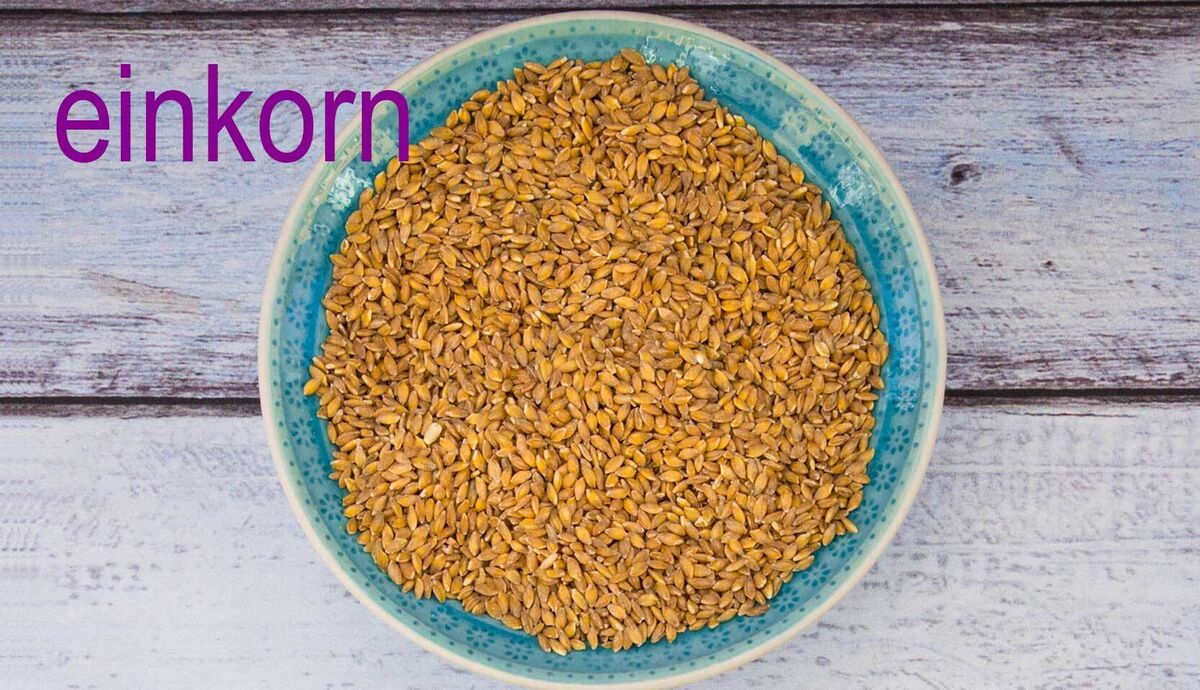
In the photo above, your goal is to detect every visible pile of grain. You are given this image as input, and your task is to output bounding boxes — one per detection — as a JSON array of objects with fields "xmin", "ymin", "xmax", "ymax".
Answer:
[{"xmin": 305, "ymin": 49, "xmax": 887, "ymax": 654}]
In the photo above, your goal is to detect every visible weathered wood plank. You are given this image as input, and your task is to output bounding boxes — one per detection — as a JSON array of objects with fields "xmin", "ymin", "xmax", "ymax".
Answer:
[
  {"xmin": 4, "ymin": 0, "xmax": 1191, "ymax": 12},
  {"xmin": 2, "ymin": 7, "xmax": 1198, "ymax": 397},
  {"xmin": 1, "ymin": 400, "xmax": 1196, "ymax": 687}
]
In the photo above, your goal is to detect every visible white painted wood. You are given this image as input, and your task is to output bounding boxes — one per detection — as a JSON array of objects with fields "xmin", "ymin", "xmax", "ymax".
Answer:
[
  {"xmin": 2, "ymin": 8, "xmax": 1198, "ymax": 396},
  {"xmin": 4, "ymin": 0, "xmax": 1187, "ymax": 11},
  {"xmin": 3, "ymin": 6, "xmax": 1198, "ymax": 690},
  {"xmin": 2, "ymin": 400, "xmax": 1196, "ymax": 688}
]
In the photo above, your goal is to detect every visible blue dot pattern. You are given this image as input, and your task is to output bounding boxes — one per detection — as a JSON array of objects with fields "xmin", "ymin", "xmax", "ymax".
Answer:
[{"xmin": 263, "ymin": 15, "xmax": 945, "ymax": 686}]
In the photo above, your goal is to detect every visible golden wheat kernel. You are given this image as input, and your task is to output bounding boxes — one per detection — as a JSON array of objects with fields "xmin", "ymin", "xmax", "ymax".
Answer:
[{"xmin": 305, "ymin": 49, "xmax": 886, "ymax": 654}]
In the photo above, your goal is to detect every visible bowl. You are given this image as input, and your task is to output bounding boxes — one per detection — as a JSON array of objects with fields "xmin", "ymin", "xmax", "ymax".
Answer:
[{"xmin": 260, "ymin": 11, "xmax": 945, "ymax": 688}]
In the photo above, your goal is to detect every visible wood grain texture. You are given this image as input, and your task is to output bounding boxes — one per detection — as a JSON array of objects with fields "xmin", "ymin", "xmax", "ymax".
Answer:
[
  {"xmin": 1, "ymin": 400, "xmax": 1197, "ymax": 688},
  {"xmin": 2, "ymin": 7, "xmax": 1198, "ymax": 397},
  {"xmin": 7, "ymin": 0, "xmax": 1195, "ymax": 12}
]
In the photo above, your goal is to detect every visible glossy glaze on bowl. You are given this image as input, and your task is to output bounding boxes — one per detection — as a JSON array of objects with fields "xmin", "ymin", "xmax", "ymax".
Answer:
[{"xmin": 259, "ymin": 11, "xmax": 945, "ymax": 688}]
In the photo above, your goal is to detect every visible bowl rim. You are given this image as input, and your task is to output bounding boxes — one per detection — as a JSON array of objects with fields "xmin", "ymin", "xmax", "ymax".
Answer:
[{"xmin": 259, "ymin": 10, "xmax": 946, "ymax": 689}]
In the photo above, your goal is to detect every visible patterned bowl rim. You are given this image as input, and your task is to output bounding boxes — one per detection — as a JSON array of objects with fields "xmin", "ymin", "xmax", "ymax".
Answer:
[{"xmin": 259, "ymin": 10, "xmax": 946, "ymax": 689}]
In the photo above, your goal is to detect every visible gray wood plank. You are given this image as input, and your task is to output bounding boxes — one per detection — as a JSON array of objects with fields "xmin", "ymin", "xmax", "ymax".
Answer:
[
  {"xmin": 1, "ymin": 400, "xmax": 1197, "ymax": 687},
  {"xmin": 2, "ymin": 7, "xmax": 1198, "ymax": 397},
  {"xmin": 4, "ymin": 0, "xmax": 1191, "ymax": 11}
]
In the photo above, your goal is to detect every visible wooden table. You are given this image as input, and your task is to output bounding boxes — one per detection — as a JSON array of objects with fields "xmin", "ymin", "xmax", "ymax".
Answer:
[{"xmin": 2, "ymin": 2, "xmax": 1198, "ymax": 687}]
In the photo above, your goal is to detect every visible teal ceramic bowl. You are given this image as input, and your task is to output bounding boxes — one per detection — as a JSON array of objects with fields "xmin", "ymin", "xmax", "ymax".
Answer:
[{"xmin": 260, "ymin": 11, "xmax": 945, "ymax": 688}]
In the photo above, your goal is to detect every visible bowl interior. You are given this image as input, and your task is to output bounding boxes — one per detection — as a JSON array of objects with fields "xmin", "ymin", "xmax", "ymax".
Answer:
[{"xmin": 262, "ymin": 13, "xmax": 943, "ymax": 686}]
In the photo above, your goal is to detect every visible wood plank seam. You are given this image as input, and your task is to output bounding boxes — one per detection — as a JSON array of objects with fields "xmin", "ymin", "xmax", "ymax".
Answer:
[{"xmin": 3, "ymin": 1, "xmax": 1200, "ymax": 14}]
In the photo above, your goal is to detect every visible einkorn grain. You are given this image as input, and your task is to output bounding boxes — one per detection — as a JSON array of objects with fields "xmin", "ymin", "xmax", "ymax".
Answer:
[{"xmin": 306, "ymin": 49, "xmax": 888, "ymax": 654}]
